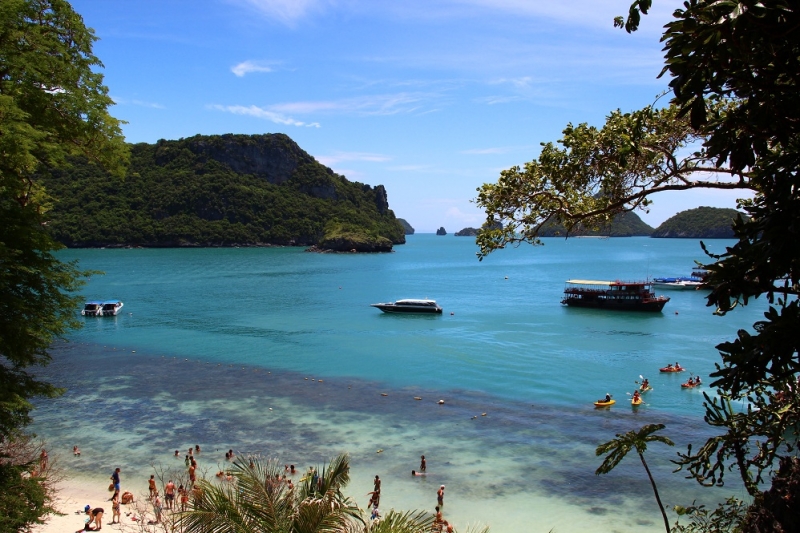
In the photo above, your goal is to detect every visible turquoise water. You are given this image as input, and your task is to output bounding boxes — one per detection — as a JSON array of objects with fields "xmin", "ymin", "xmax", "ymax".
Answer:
[{"xmin": 33, "ymin": 236, "xmax": 761, "ymax": 531}]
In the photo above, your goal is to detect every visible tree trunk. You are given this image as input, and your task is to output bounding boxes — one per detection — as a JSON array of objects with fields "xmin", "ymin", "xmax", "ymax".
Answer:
[{"xmin": 639, "ymin": 452, "xmax": 670, "ymax": 533}]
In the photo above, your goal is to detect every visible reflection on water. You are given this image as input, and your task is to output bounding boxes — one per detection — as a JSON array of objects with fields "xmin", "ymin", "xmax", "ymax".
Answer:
[{"xmin": 33, "ymin": 341, "xmax": 743, "ymax": 532}]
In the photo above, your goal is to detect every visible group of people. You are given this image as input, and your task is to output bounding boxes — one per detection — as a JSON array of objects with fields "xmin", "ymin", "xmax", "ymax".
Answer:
[{"xmin": 683, "ymin": 376, "xmax": 703, "ymax": 387}]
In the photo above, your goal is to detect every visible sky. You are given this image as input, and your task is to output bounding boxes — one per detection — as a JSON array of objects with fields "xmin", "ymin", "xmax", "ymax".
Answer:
[{"xmin": 70, "ymin": 0, "xmax": 749, "ymax": 233}]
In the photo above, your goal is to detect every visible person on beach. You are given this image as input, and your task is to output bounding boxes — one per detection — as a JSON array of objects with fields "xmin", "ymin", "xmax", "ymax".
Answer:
[
  {"xmin": 373, "ymin": 475, "xmax": 381, "ymax": 492},
  {"xmin": 111, "ymin": 468, "xmax": 121, "ymax": 492},
  {"xmin": 290, "ymin": 464, "xmax": 296, "ymax": 474},
  {"xmin": 367, "ymin": 490, "xmax": 380, "ymax": 508},
  {"xmin": 189, "ymin": 462, "xmax": 197, "ymax": 487},
  {"xmin": 152, "ymin": 493, "xmax": 163, "ymax": 524},
  {"xmin": 185, "ymin": 455, "xmax": 191, "ymax": 468},
  {"xmin": 39, "ymin": 449, "xmax": 48, "ymax": 470},
  {"xmin": 148, "ymin": 475, "xmax": 157, "ymax": 499},
  {"xmin": 179, "ymin": 485, "xmax": 189, "ymax": 511},
  {"xmin": 437, "ymin": 485, "xmax": 445, "ymax": 506},
  {"xmin": 85, "ymin": 505, "xmax": 104, "ymax": 530},
  {"xmin": 111, "ymin": 491, "xmax": 120, "ymax": 524},
  {"xmin": 434, "ymin": 506, "xmax": 443, "ymax": 528},
  {"xmin": 74, "ymin": 445, "xmax": 81, "ymax": 456},
  {"xmin": 165, "ymin": 479, "xmax": 175, "ymax": 510},
  {"xmin": 443, "ymin": 520, "xmax": 454, "ymax": 533},
  {"xmin": 420, "ymin": 455, "xmax": 426, "ymax": 472}
]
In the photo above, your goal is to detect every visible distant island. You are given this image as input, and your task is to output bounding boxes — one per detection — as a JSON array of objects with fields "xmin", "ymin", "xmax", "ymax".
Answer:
[
  {"xmin": 455, "ymin": 227, "xmax": 479, "ymax": 236},
  {"xmin": 397, "ymin": 218, "xmax": 415, "ymax": 235},
  {"xmin": 39, "ymin": 134, "xmax": 405, "ymax": 252},
  {"xmin": 436, "ymin": 227, "xmax": 447, "ymax": 235},
  {"xmin": 652, "ymin": 206, "xmax": 748, "ymax": 238},
  {"xmin": 538, "ymin": 211, "xmax": 653, "ymax": 237}
]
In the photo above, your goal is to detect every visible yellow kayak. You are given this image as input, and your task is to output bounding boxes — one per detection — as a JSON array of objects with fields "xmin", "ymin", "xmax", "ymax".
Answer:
[
  {"xmin": 594, "ymin": 399, "xmax": 616, "ymax": 407},
  {"xmin": 631, "ymin": 398, "xmax": 644, "ymax": 406}
]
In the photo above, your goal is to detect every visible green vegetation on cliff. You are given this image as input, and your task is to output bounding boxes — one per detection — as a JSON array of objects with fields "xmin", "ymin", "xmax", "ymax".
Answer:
[
  {"xmin": 652, "ymin": 207, "xmax": 748, "ymax": 238},
  {"xmin": 539, "ymin": 211, "xmax": 653, "ymax": 237},
  {"xmin": 397, "ymin": 218, "xmax": 415, "ymax": 235},
  {"xmin": 39, "ymin": 134, "xmax": 405, "ymax": 250}
]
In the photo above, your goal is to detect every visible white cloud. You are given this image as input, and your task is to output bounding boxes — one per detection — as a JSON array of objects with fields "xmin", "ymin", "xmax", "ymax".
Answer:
[
  {"xmin": 110, "ymin": 95, "xmax": 165, "ymax": 109},
  {"xmin": 317, "ymin": 151, "xmax": 391, "ymax": 166},
  {"xmin": 209, "ymin": 104, "xmax": 320, "ymax": 127},
  {"xmin": 270, "ymin": 93, "xmax": 428, "ymax": 116},
  {"xmin": 233, "ymin": 0, "xmax": 332, "ymax": 26},
  {"xmin": 231, "ymin": 60, "xmax": 274, "ymax": 77}
]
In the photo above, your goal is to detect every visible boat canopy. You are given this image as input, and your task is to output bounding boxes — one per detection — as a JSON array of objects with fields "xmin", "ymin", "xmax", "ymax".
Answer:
[{"xmin": 565, "ymin": 279, "xmax": 614, "ymax": 286}]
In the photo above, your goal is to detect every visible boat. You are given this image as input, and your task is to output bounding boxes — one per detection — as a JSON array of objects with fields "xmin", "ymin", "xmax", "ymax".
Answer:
[
  {"xmin": 81, "ymin": 301, "xmax": 103, "ymax": 317},
  {"xmin": 370, "ymin": 299, "xmax": 442, "ymax": 314},
  {"xmin": 561, "ymin": 280, "xmax": 670, "ymax": 312},
  {"xmin": 660, "ymin": 365, "xmax": 685, "ymax": 373},
  {"xmin": 99, "ymin": 300, "xmax": 124, "ymax": 316},
  {"xmin": 594, "ymin": 399, "xmax": 615, "ymax": 408},
  {"xmin": 631, "ymin": 397, "xmax": 644, "ymax": 406},
  {"xmin": 652, "ymin": 277, "xmax": 703, "ymax": 290},
  {"xmin": 639, "ymin": 385, "xmax": 653, "ymax": 393}
]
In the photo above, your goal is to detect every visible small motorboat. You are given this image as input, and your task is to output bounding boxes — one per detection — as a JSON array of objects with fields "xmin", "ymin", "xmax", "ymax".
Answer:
[
  {"xmin": 81, "ymin": 301, "xmax": 103, "ymax": 317},
  {"xmin": 99, "ymin": 300, "xmax": 124, "ymax": 316}
]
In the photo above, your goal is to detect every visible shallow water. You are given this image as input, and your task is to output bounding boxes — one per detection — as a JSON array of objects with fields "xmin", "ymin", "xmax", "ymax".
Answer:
[{"xmin": 32, "ymin": 236, "xmax": 760, "ymax": 531}]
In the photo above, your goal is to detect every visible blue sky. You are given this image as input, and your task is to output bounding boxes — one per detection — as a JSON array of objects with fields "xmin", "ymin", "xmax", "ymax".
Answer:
[{"xmin": 71, "ymin": 0, "xmax": 747, "ymax": 233}]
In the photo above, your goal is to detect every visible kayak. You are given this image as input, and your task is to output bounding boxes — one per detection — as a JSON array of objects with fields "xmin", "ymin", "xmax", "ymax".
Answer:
[
  {"xmin": 660, "ymin": 366, "xmax": 685, "ymax": 372},
  {"xmin": 681, "ymin": 382, "xmax": 701, "ymax": 388},
  {"xmin": 631, "ymin": 398, "xmax": 644, "ymax": 406},
  {"xmin": 639, "ymin": 385, "xmax": 653, "ymax": 393},
  {"xmin": 594, "ymin": 399, "xmax": 616, "ymax": 407}
]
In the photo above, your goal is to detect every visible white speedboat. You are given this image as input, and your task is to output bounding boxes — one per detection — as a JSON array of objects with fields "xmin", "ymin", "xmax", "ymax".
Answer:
[
  {"xmin": 81, "ymin": 301, "xmax": 103, "ymax": 316},
  {"xmin": 371, "ymin": 299, "xmax": 442, "ymax": 314},
  {"xmin": 652, "ymin": 277, "xmax": 703, "ymax": 290},
  {"xmin": 99, "ymin": 300, "xmax": 124, "ymax": 316}
]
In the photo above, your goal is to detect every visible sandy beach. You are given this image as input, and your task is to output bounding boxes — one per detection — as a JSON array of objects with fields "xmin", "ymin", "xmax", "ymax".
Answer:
[{"xmin": 34, "ymin": 477, "xmax": 156, "ymax": 533}]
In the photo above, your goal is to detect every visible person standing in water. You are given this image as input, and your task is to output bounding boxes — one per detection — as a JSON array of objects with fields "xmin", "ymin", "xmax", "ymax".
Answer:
[{"xmin": 420, "ymin": 455, "xmax": 426, "ymax": 472}]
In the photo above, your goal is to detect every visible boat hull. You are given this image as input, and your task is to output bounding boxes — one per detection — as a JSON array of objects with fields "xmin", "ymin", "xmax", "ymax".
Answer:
[
  {"xmin": 561, "ymin": 297, "xmax": 668, "ymax": 312},
  {"xmin": 371, "ymin": 304, "xmax": 442, "ymax": 314}
]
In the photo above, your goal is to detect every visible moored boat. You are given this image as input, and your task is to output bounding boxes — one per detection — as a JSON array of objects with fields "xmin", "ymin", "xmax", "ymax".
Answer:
[
  {"xmin": 652, "ymin": 277, "xmax": 703, "ymax": 290},
  {"xmin": 371, "ymin": 299, "xmax": 442, "ymax": 314},
  {"xmin": 561, "ymin": 280, "xmax": 669, "ymax": 312},
  {"xmin": 99, "ymin": 300, "xmax": 124, "ymax": 316},
  {"xmin": 81, "ymin": 301, "xmax": 103, "ymax": 317}
]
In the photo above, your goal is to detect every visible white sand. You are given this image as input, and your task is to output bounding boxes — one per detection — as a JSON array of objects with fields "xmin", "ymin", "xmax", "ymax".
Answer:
[{"xmin": 34, "ymin": 477, "xmax": 164, "ymax": 533}]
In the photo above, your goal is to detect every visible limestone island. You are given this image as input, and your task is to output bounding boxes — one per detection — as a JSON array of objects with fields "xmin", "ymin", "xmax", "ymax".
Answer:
[{"xmin": 38, "ymin": 133, "xmax": 405, "ymax": 253}]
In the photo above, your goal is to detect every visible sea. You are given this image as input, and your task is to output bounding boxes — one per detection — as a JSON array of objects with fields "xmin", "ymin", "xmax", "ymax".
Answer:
[{"xmin": 32, "ymin": 235, "xmax": 762, "ymax": 532}]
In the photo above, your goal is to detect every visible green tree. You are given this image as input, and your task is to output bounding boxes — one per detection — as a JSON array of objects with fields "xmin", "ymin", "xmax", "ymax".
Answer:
[
  {"xmin": 179, "ymin": 454, "xmax": 439, "ymax": 533},
  {"xmin": 1, "ymin": 0, "xmax": 127, "ymax": 433},
  {"xmin": 1, "ymin": 0, "xmax": 128, "ymax": 529},
  {"xmin": 476, "ymin": 0, "xmax": 799, "ymax": 529},
  {"xmin": 596, "ymin": 424, "xmax": 674, "ymax": 533}
]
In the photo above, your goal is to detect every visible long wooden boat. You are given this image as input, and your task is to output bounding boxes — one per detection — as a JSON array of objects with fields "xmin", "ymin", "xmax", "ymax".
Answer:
[{"xmin": 561, "ymin": 280, "xmax": 669, "ymax": 312}]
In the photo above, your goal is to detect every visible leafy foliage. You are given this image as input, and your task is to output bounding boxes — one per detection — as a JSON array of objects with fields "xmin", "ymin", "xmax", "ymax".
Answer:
[
  {"xmin": 651, "ymin": 207, "xmax": 747, "ymax": 238},
  {"xmin": 179, "ymin": 454, "xmax": 441, "ymax": 533},
  {"xmin": 1, "ymin": 0, "xmax": 128, "ymax": 529},
  {"xmin": 38, "ymin": 134, "xmax": 405, "ymax": 250}
]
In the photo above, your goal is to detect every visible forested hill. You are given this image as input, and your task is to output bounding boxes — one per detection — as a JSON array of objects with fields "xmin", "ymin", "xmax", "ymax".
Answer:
[
  {"xmin": 652, "ymin": 206, "xmax": 748, "ymax": 238},
  {"xmin": 538, "ymin": 211, "xmax": 653, "ymax": 237},
  {"xmin": 39, "ymin": 134, "xmax": 405, "ymax": 251}
]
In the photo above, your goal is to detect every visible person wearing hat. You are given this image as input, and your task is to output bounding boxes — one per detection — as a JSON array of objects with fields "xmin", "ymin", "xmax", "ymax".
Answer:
[{"xmin": 85, "ymin": 505, "xmax": 104, "ymax": 530}]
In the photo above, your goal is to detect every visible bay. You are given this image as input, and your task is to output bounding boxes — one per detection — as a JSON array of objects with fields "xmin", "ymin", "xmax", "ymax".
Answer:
[{"xmin": 33, "ymin": 236, "xmax": 761, "ymax": 532}]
